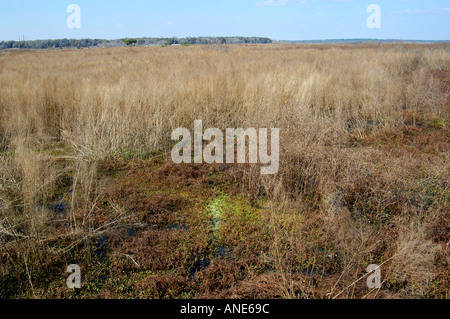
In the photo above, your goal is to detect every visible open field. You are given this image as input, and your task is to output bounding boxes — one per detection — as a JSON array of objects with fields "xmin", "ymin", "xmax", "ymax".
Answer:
[{"xmin": 0, "ymin": 43, "xmax": 449, "ymax": 299}]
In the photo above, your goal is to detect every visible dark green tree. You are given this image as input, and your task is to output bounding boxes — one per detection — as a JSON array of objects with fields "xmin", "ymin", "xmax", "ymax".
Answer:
[{"xmin": 124, "ymin": 38, "xmax": 137, "ymax": 46}]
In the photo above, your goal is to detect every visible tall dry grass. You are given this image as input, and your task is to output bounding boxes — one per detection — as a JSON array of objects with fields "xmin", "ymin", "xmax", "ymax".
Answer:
[
  {"xmin": 0, "ymin": 43, "xmax": 448, "ymax": 298},
  {"xmin": 1, "ymin": 44, "xmax": 447, "ymax": 153}
]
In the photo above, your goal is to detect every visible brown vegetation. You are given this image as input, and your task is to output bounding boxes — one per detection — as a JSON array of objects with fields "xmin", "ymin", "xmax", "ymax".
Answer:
[{"xmin": 0, "ymin": 43, "xmax": 449, "ymax": 299}]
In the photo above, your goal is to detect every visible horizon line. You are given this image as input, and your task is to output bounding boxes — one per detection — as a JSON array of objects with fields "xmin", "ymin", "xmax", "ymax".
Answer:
[{"xmin": 1, "ymin": 36, "xmax": 449, "ymax": 43}]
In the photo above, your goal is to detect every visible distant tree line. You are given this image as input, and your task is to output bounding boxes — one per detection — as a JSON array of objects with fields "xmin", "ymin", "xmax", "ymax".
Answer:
[
  {"xmin": 174, "ymin": 37, "xmax": 272, "ymax": 45},
  {"xmin": 0, "ymin": 38, "xmax": 104, "ymax": 50},
  {"xmin": 0, "ymin": 37, "xmax": 272, "ymax": 50}
]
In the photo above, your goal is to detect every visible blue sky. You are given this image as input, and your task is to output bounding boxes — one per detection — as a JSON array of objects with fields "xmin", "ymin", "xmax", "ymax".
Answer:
[{"xmin": 0, "ymin": 0, "xmax": 449, "ymax": 41}]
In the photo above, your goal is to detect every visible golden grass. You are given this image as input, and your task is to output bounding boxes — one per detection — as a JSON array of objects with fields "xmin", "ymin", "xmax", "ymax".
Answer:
[{"xmin": 1, "ymin": 44, "xmax": 447, "ymax": 152}]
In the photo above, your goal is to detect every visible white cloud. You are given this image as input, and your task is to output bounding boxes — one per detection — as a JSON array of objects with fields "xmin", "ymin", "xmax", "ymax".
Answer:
[
  {"xmin": 257, "ymin": 0, "xmax": 289, "ymax": 7},
  {"xmin": 401, "ymin": 7, "xmax": 450, "ymax": 14}
]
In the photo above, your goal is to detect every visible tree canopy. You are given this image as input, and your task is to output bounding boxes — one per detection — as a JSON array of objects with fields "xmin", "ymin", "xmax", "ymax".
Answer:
[
  {"xmin": 0, "ymin": 37, "xmax": 273, "ymax": 50},
  {"xmin": 124, "ymin": 38, "xmax": 137, "ymax": 46}
]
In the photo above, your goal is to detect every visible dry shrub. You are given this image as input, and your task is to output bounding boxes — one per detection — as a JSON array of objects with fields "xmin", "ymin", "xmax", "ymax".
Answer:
[
  {"xmin": 122, "ymin": 227, "xmax": 210, "ymax": 272},
  {"xmin": 196, "ymin": 258, "xmax": 248, "ymax": 295},
  {"xmin": 206, "ymin": 272, "xmax": 307, "ymax": 299},
  {"xmin": 386, "ymin": 222, "xmax": 441, "ymax": 298},
  {"xmin": 136, "ymin": 273, "xmax": 195, "ymax": 299}
]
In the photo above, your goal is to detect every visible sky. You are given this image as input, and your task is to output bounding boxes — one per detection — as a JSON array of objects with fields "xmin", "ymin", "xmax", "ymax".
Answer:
[{"xmin": 0, "ymin": 0, "xmax": 449, "ymax": 41}]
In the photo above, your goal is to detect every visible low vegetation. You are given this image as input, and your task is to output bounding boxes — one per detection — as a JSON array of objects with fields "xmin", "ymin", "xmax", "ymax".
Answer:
[
  {"xmin": 0, "ymin": 36, "xmax": 273, "ymax": 50},
  {"xmin": 0, "ymin": 43, "xmax": 448, "ymax": 299}
]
